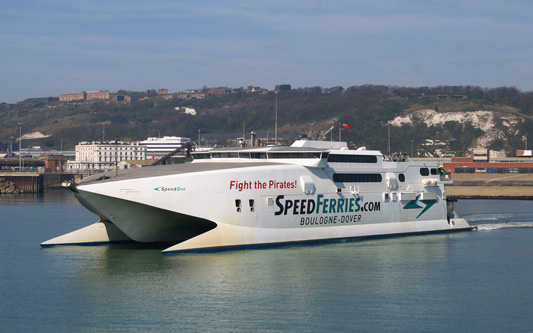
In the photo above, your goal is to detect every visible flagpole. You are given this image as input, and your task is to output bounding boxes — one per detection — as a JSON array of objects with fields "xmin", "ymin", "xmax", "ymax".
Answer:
[{"xmin": 340, "ymin": 123, "xmax": 351, "ymax": 142}]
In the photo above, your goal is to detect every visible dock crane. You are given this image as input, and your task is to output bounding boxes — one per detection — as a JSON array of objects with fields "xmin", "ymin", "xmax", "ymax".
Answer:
[{"xmin": 321, "ymin": 125, "xmax": 335, "ymax": 141}]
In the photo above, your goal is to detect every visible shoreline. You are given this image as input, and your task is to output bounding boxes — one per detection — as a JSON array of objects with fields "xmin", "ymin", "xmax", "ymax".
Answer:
[
  {"xmin": 445, "ymin": 186, "xmax": 533, "ymax": 200},
  {"xmin": 445, "ymin": 173, "xmax": 533, "ymax": 200}
]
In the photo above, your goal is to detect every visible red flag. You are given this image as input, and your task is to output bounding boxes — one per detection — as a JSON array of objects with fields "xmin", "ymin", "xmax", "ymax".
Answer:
[{"xmin": 343, "ymin": 123, "xmax": 352, "ymax": 129}]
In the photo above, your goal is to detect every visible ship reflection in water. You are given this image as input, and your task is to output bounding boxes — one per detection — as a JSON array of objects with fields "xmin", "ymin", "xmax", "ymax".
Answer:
[{"xmin": 2, "ymin": 190, "xmax": 533, "ymax": 331}]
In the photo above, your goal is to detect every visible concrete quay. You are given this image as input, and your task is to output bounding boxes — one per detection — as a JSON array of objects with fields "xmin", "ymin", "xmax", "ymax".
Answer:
[{"xmin": 0, "ymin": 171, "xmax": 80, "ymax": 193}]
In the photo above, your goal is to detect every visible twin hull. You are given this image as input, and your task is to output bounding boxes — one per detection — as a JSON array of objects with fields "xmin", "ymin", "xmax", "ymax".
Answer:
[{"xmin": 43, "ymin": 162, "xmax": 471, "ymax": 254}]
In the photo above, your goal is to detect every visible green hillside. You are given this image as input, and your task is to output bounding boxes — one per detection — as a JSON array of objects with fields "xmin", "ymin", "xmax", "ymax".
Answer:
[{"xmin": 1, "ymin": 85, "xmax": 532, "ymax": 156}]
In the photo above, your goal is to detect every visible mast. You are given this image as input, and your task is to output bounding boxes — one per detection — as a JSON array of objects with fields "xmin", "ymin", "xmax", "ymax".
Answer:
[{"xmin": 275, "ymin": 92, "xmax": 278, "ymax": 146}]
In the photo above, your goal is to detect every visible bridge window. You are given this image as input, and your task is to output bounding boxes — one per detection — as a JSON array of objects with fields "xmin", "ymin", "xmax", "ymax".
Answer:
[
  {"xmin": 333, "ymin": 173, "xmax": 382, "ymax": 183},
  {"xmin": 267, "ymin": 152, "xmax": 322, "ymax": 159},
  {"xmin": 420, "ymin": 168, "xmax": 429, "ymax": 176},
  {"xmin": 192, "ymin": 153, "xmax": 210, "ymax": 159},
  {"xmin": 212, "ymin": 152, "xmax": 239, "ymax": 158},
  {"xmin": 328, "ymin": 154, "xmax": 378, "ymax": 163},
  {"xmin": 250, "ymin": 152, "xmax": 267, "ymax": 159}
]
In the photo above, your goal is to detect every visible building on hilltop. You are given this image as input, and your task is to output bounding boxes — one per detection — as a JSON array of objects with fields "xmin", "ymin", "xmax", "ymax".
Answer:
[
  {"xmin": 207, "ymin": 89, "xmax": 228, "ymax": 95},
  {"xmin": 85, "ymin": 91, "xmax": 110, "ymax": 100},
  {"xmin": 59, "ymin": 92, "xmax": 85, "ymax": 102},
  {"xmin": 60, "ymin": 91, "xmax": 110, "ymax": 102},
  {"xmin": 111, "ymin": 95, "xmax": 131, "ymax": 103}
]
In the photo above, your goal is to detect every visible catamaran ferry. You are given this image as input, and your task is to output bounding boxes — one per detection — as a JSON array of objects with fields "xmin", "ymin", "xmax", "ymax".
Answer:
[{"xmin": 41, "ymin": 140, "xmax": 472, "ymax": 254}]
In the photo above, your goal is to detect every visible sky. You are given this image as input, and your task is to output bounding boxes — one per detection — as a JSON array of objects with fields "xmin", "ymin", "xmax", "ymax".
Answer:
[{"xmin": 1, "ymin": 0, "xmax": 533, "ymax": 103}]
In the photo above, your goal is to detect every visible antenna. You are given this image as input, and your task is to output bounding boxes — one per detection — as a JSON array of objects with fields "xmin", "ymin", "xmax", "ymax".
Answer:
[{"xmin": 275, "ymin": 92, "xmax": 278, "ymax": 146}]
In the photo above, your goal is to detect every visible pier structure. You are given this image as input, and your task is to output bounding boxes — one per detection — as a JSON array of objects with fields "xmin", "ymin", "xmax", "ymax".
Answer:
[
  {"xmin": 0, "ymin": 171, "xmax": 43, "ymax": 193},
  {"xmin": 0, "ymin": 171, "xmax": 81, "ymax": 193}
]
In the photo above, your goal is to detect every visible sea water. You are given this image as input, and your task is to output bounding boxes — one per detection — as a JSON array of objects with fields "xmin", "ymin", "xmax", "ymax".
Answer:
[{"xmin": 1, "ymin": 192, "xmax": 532, "ymax": 332}]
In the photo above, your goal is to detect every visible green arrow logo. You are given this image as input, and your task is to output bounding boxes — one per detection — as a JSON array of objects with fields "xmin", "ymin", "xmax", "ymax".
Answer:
[{"xmin": 403, "ymin": 194, "xmax": 437, "ymax": 218}]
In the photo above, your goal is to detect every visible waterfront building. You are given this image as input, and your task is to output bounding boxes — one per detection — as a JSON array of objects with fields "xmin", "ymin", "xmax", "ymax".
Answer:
[
  {"xmin": 42, "ymin": 153, "xmax": 68, "ymax": 172},
  {"xmin": 138, "ymin": 136, "xmax": 191, "ymax": 160},
  {"xmin": 443, "ymin": 156, "xmax": 533, "ymax": 174},
  {"xmin": 67, "ymin": 141, "xmax": 146, "ymax": 171}
]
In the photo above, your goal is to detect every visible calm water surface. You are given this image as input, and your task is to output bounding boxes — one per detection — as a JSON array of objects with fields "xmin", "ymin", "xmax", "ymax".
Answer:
[{"xmin": 1, "ymin": 191, "xmax": 532, "ymax": 332}]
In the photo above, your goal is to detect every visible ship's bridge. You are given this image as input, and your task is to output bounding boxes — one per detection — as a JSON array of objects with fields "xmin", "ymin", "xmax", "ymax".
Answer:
[{"xmin": 191, "ymin": 146, "xmax": 329, "ymax": 168}]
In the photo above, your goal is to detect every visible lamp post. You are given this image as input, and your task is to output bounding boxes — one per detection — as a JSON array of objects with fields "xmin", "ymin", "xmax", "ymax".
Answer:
[
  {"xmin": 18, "ymin": 122, "xmax": 23, "ymax": 169},
  {"xmin": 523, "ymin": 134, "xmax": 528, "ymax": 150},
  {"xmin": 115, "ymin": 136, "xmax": 119, "ymax": 177},
  {"xmin": 411, "ymin": 139, "xmax": 414, "ymax": 158},
  {"xmin": 198, "ymin": 130, "xmax": 201, "ymax": 148},
  {"xmin": 9, "ymin": 136, "xmax": 14, "ymax": 158}
]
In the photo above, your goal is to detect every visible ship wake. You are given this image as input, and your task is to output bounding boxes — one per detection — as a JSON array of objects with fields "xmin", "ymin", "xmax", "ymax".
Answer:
[{"xmin": 474, "ymin": 221, "xmax": 533, "ymax": 231}]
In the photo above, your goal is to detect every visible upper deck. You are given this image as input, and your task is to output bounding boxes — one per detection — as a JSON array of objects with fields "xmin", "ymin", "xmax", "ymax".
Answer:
[{"xmin": 191, "ymin": 140, "xmax": 384, "ymax": 168}]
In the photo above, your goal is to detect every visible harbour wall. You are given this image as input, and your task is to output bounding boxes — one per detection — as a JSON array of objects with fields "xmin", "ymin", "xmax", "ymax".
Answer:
[
  {"xmin": 0, "ymin": 172, "xmax": 43, "ymax": 193},
  {"xmin": 0, "ymin": 172, "xmax": 79, "ymax": 193}
]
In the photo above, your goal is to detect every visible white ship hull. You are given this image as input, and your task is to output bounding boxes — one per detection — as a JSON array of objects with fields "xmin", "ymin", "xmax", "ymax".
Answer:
[{"xmin": 42, "ymin": 141, "xmax": 472, "ymax": 254}]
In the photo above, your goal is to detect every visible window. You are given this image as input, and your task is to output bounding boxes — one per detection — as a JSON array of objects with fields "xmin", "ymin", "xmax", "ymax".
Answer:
[
  {"xmin": 250, "ymin": 152, "xmax": 267, "ymax": 159},
  {"xmin": 328, "ymin": 154, "xmax": 378, "ymax": 163},
  {"xmin": 333, "ymin": 173, "xmax": 382, "ymax": 182},
  {"xmin": 192, "ymin": 153, "xmax": 210, "ymax": 159},
  {"xmin": 212, "ymin": 152, "xmax": 239, "ymax": 158},
  {"xmin": 267, "ymin": 152, "xmax": 322, "ymax": 159},
  {"xmin": 420, "ymin": 168, "xmax": 429, "ymax": 176},
  {"xmin": 398, "ymin": 174, "xmax": 405, "ymax": 182},
  {"xmin": 430, "ymin": 168, "xmax": 438, "ymax": 175},
  {"xmin": 455, "ymin": 167, "xmax": 475, "ymax": 174},
  {"xmin": 249, "ymin": 199, "xmax": 255, "ymax": 212}
]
